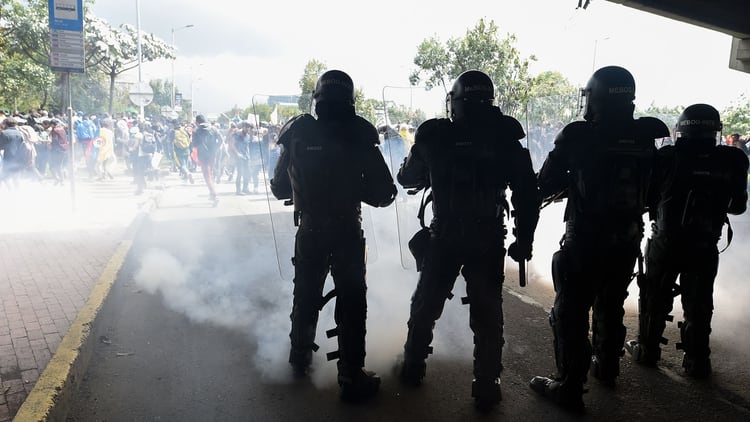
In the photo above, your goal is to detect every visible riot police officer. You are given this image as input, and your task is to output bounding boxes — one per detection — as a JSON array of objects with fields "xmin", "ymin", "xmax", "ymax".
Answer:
[
  {"xmin": 529, "ymin": 66, "xmax": 669, "ymax": 411},
  {"xmin": 270, "ymin": 70, "xmax": 397, "ymax": 402},
  {"xmin": 397, "ymin": 70, "xmax": 540, "ymax": 411},
  {"xmin": 625, "ymin": 104, "xmax": 749, "ymax": 378}
]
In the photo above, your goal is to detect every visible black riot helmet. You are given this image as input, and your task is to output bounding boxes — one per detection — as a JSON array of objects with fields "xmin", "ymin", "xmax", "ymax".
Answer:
[
  {"xmin": 313, "ymin": 70, "xmax": 355, "ymax": 106},
  {"xmin": 674, "ymin": 103, "xmax": 723, "ymax": 145},
  {"xmin": 580, "ymin": 65, "xmax": 635, "ymax": 123},
  {"xmin": 446, "ymin": 70, "xmax": 495, "ymax": 122}
]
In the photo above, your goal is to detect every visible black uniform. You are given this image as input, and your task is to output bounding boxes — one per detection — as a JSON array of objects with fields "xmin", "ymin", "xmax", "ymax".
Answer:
[
  {"xmin": 270, "ymin": 106, "xmax": 396, "ymax": 399},
  {"xmin": 540, "ymin": 115, "xmax": 667, "ymax": 382},
  {"xmin": 529, "ymin": 66, "xmax": 670, "ymax": 411},
  {"xmin": 397, "ymin": 106, "xmax": 540, "ymax": 407},
  {"xmin": 628, "ymin": 132, "xmax": 748, "ymax": 377}
]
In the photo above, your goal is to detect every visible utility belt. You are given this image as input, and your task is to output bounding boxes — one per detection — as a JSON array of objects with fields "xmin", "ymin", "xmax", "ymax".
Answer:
[
  {"xmin": 296, "ymin": 210, "xmax": 362, "ymax": 229},
  {"xmin": 649, "ymin": 226, "xmax": 720, "ymax": 248},
  {"xmin": 431, "ymin": 216, "xmax": 506, "ymax": 239},
  {"xmin": 563, "ymin": 220, "xmax": 642, "ymax": 247}
]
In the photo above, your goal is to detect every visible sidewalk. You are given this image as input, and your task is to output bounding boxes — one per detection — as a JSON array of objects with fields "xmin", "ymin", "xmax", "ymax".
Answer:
[{"xmin": 0, "ymin": 170, "xmax": 163, "ymax": 421}]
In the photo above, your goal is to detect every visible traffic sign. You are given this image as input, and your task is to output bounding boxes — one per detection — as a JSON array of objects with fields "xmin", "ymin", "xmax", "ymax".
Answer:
[{"xmin": 129, "ymin": 81, "xmax": 154, "ymax": 107}]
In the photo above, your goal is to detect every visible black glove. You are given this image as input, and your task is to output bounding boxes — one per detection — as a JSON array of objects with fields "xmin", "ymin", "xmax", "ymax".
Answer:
[{"xmin": 508, "ymin": 241, "xmax": 532, "ymax": 263}]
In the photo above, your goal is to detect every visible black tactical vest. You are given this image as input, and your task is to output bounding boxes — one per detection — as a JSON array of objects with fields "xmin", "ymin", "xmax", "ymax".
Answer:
[
  {"xmin": 653, "ymin": 144, "xmax": 745, "ymax": 240},
  {"xmin": 284, "ymin": 114, "xmax": 373, "ymax": 220}
]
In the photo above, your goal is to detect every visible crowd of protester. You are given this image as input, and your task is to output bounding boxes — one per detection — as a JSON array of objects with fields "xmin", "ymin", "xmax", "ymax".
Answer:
[
  {"xmin": 0, "ymin": 108, "xmax": 288, "ymax": 196},
  {"xmin": 2, "ymin": 107, "xmax": 747, "ymax": 196}
]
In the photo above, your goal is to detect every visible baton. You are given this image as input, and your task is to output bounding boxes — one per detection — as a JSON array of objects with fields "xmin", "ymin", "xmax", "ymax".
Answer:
[{"xmin": 519, "ymin": 259, "xmax": 527, "ymax": 287}]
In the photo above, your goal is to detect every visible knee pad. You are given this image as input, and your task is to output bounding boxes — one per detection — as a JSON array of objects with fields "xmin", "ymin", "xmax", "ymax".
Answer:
[{"xmin": 551, "ymin": 250, "xmax": 568, "ymax": 292}]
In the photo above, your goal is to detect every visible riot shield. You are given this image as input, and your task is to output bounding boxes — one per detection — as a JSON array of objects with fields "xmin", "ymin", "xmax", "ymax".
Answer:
[
  {"xmin": 380, "ymin": 85, "xmax": 445, "ymax": 270},
  {"xmin": 516, "ymin": 94, "xmax": 580, "ymax": 284},
  {"xmin": 250, "ymin": 93, "xmax": 307, "ymax": 280}
]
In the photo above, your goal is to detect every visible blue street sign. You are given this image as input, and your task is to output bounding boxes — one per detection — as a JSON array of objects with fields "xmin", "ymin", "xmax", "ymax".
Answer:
[
  {"xmin": 48, "ymin": 0, "xmax": 83, "ymax": 31},
  {"xmin": 48, "ymin": 0, "xmax": 85, "ymax": 73}
]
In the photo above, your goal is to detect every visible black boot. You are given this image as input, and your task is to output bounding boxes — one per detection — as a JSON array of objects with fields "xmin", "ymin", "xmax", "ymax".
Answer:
[
  {"xmin": 625, "ymin": 340, "xmax": 659, "ymax": 367},
  {"xmin": 338, "ymin": 366, "xmax": 380, "ymax": 402},
  {"xmin": 472, "ymin": 377, "xmax": 501, "ymax": 412},
  {"xmin": 396, "ymin": 355, "xmax": 426, "ymax": 386},
  {"xmin": 529, "ymin": 376, "xmax": 585, "ymax": 412},
  {"xmin": 683, "ymin": 354, "xmax": 711, "ymax": 379},
  {"xmin": 289, "ymin": 348, "xmax": 312, "ymax": 379},
  {"xmin": 589, "ymin": 354, "xmax": 620, "ymax": 387}
]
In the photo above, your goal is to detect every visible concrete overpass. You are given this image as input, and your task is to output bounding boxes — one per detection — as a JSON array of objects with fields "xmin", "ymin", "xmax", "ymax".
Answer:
[{"xmin": 587, "ymin": 0, "xmax": 750, "ymax": 73}]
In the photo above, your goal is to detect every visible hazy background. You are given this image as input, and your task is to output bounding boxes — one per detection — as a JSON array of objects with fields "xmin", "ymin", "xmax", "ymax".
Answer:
[{"xmin": 92, "ymin": 0, "xmax": 750, "ymax": 116}]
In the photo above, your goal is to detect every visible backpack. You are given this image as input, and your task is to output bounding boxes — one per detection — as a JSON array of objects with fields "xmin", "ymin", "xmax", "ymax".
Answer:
[
  {"xmin": 141, "ymin": 132, "xmax": 157, "ymax": 154},
  {"xmin": 20, "ymin": 140, "xmax": 36, "ymax": 168},
  {"xmin": 17, "ymin": 125, "xmax": 40, "ymax": 144},
  {"xmin": 194, "ymin": 126, "xmax": 220, "ymax": 158},
  {"xmin": 174, "ymin": 128, "xmax": 191, "ymax": 149},
  {"xmin": 76, "ymin": 119, "xmax": 95, "ymax": 140}
]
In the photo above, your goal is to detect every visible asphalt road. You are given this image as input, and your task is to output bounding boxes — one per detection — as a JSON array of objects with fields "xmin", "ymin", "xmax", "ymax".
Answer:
[{"xmin": 66, "ymin": 182, "xmax": 750, "ymax": 421}]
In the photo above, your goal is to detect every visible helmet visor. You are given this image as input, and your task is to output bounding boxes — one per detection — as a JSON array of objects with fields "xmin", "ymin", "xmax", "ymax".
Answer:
[{"xmin": 578, "ymin": 88, "xmax": 589, "ymax": 119}]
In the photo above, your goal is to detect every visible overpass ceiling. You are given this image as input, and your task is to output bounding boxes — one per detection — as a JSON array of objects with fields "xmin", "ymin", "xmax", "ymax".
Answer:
[{"xmin": 604, "ymin": 0, "xmax": 750, "ymax": 39}]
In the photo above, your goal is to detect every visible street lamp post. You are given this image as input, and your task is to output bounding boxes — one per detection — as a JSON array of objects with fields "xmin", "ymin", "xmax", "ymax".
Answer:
[
  {"xmin": 190, "ymin": 76, "xmax": 203, "ymax": 120},
  {"xmin": 592, "ymin": 36, "xmax": 611, "ymax": 72},
  {"xmin": 136, "ymin": 0, "xmax": 143, "ymax": 118},
  {"xmin": 171, "ymin": 24, "xmax": 194, "ymax": 110}
]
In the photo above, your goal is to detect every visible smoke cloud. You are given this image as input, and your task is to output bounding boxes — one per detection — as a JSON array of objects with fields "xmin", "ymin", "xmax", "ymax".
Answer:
[{"xmin": 132, "ymin": 185, "xmax": 750, "ymax": 389}]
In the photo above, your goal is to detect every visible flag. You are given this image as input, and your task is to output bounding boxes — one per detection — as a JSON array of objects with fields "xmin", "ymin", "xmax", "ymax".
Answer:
[{"xmin": 270, "ymin": 105, "xmax": 279, "ymax": 125}]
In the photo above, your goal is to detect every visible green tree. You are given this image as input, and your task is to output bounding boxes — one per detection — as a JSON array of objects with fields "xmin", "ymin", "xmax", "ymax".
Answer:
[
  {"xmin": 381, "ymin": 102, "xmax": 428, "ymax": 129},
  {"xmin": 0, "ymin": 0, "xmax": 172, "ymax": 115},
  {"xmin": 243, "ymin": 102, "xmax": 273, "ymax": 124},
  {"xmin": 635, "ymin": 103, "xmax": 684, "ymax": 134},
  {"xmin": 0, "ymin": 54, "xmax": 54, "ymax": 112},
  {"xmin": 298, "ymin": 59, "xmax": 326, "ymax": 112},
  {"xmin": 524, "ymin": 70, "xmax": 579, "ymax": 128},
  {"xmin": 354, "ymin": 90, "xmax": 377, "ymax": 125},
  {"xmin": 0, "ymin": 0, "xmax": 57, "ymax": 110},
  {"xmin": 87, "ymin": 19, "xmax": 174, "ymax": 115},
  {"xmin": 143, "ymin": 79, "xmax": 175, "ymax": 119},
  {"xmin": 278, "ymin": 105, "xmax": 302, "ymax": 124},
  {"xmin": 721, "ymin": 95, "xmax": 750, "ymax": 137},
  {"xmin": 410, "ymin": 18, "xmax": 536, "ymax": 117}
]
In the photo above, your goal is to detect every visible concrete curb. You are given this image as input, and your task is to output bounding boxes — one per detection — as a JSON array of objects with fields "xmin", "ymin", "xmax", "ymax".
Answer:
[{"xmin": 12, "ymin": 195, "xmax": 160, "ymax": 422}]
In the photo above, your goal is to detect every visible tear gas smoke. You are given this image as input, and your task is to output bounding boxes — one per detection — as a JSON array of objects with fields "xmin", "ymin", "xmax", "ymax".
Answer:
[
  {"xmin": 528, "ymin": 197, "xmax": 750, "ymax": 354},
  {"xmin": 1, "ymin": 179, "xmax": 139, "ymax": 234},
  {"xmin": 131, "ymin": 178, "xmax": 750, "ymax": 390},
  {"xmin": 131, "ymin": 194, "xmax": 483, "ymax": 389},
  {"xmin": 133, "ymin": 222, "xmax": 294, "ymax": 383},
  {"xmin": 696, "ymin": 215, "xmax": 750, "ymax": 352}
]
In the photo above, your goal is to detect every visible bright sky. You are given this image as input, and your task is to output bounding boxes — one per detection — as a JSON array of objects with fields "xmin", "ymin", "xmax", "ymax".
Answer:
[{"xmin": 92, "ymin": 0, "xmax": 750, "ymax": 117}]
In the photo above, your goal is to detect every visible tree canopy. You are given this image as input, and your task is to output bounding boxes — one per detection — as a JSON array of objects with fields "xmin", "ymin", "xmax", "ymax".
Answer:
[
  {"xmin": 409, "ymin": 18, "xmax": 537, "ymax": 117},
  {"xmin": 297, "ymin": 59, "xmax": 326, "ymax": 113},
  {"xmin": 0, "ymin": 0, "xmax": 173, "ymax": 116},
  {"xmin": 721, "ymin": 95, "xmax": 750, "ymax": 136},
  {"xmin": 1, "ymin": 3, "xmax": 748, "ymax": 136}
]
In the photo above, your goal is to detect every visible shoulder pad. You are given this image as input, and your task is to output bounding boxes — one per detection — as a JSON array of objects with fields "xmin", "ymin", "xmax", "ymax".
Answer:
[
  {"xmin": 635, "ymin": 116, "xmax": 670, "ymax": 139},
  {"xmin": 277, "ymin": 114, "xmax": 315, "ymax": 146},
  {"xmin": 414, "ymin": 118, "xmax": 449, "ymax": 144},
  {"xmin": 719, "ymin": 144, "xmax": 750, "ymax": 169},
  {"xmin": 352, "ymin": 115, "xmax": 380, "ymax": 145},
  {"xmin": 498, "ymin": 115, "xmax": 526, "ymax": 141},
  {"xmin": 554, "ymin": 120, "xmax": 588, "ymax": 146},
  {"xmin": 657, "ymin": 144, "xmax": 675, "ymax": 158}
]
